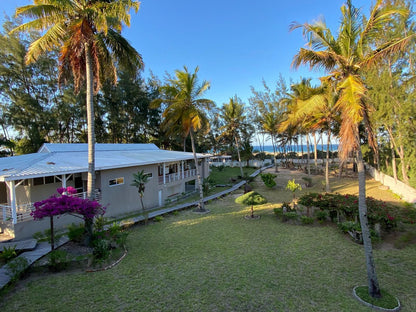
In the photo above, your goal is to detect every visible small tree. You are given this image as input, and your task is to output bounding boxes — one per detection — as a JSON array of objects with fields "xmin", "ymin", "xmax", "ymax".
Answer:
[
  {"xmin": 131, "ymin": 170, "xmax": 149, "ymax": 224},
  {"xmin": 32, "ymin": 187, "xmax": 105, "ymax": 248},
  {"xmin": 260, "ymin": 173, "xmax": 277, "ymax": 188},
  {"xmin": 235, "ymin": 191, "xmax": 267, "ymax": 218},
  {"xmin": 285, "ymin": 179, "xmax": 302, "ymax": 209}
]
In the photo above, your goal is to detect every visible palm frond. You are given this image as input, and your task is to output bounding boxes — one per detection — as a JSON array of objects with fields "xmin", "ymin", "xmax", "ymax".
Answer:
[{"xmin": 336, "ymin": 75, "xmax": 366, "ymax": 124}]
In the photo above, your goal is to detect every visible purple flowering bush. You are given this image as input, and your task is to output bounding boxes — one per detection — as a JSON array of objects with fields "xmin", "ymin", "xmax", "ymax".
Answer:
[{"xmin": 32, "ymin": 188, "xmax": 105, "ymax": 221}]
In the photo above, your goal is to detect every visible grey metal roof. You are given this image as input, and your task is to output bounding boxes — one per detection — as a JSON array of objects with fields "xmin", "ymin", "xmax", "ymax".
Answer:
[{"xmin": 0, "ymin": 144, "xmax": 210, "ymax": 181}]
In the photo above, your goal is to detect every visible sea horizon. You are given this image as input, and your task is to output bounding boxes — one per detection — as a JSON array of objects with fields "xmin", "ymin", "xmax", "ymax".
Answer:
[{"xmin": 252, "ymin": 144, "xmax": 339, "ymax": 153}]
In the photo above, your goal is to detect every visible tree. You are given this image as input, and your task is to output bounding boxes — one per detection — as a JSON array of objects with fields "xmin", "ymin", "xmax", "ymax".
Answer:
[
  {"xmin": 235, "ymin": 191, "xmax": 267, "ymax": 219},
  {"xmin": 12, "ymin": 0, "xmax": 143, "ymax": 197},
  {"xmin": 131, "ymin": 170, "xmax": 149, "ymax": 223},
  {"xmin": 217, "ymin": 96, "xmax": 248, "ymax": 178},
  {"xmin": 152, "ymin": 66, "xmax": 214, "ymax": 212},
  {"xmin": 292, "ymin": 0, "xmax": 412, "ymax": 298},
  {"xmin": 12, "ymin": 0, "xmax": 143, "ymax": 241}
]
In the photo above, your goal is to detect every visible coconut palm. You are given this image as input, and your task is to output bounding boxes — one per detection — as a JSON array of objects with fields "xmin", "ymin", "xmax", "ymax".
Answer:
[
  {"xmin": 291, "ymin": 0, "xmax": 412, "ymax": 298},
  {"xmin": 217, "ymin": 96, "xmax": 247, "ymax": 178},
  {"xmin": 12, "ymin": 0, "xmax": 143, "ymax": 242},
  {"xmin": 152, "ymin": 66, "xmax": 214, "ymax": 212},
  {"xmin": 12, "ymin": 0, "xmax": 143, "ymax": 201},
  {"xmin": 131, "ymin": 170, "xmax": 149, "ymax": 223}
]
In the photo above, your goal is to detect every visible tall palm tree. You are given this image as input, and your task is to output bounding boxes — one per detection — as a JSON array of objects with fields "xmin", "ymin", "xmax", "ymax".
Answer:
[
  {"xmin": 12, "ymin": 0, "xmax": 143, "ymax": 200},
  {"xmin": 153, "ymin": 66, "xmax": 214, "ymax": 212},
  {"xmin": 217, "ymin": 96, "xmax": 247, "ymax": 178},
  {"xmin": 292, "ymin": 0, "xmax": 412, "ymax": 298}
]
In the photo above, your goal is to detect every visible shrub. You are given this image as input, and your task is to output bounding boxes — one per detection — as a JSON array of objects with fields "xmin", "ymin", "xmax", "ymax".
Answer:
[
  {"xmin": 67, "ymin": 223, "xmax": 85, "ymax": 243},
  {"xmin": 92, "ymin": 238, "xmax": 111, "ymax": 260},
  {"xmin": 235, "ymin": 191, "xmax": 267, "ymax": 205},
  {"xmin": 260, "ymin": 173, "xmax": 277, "ymax": 188},
  {"xmin": 6, "ymin": 257, "xmax": 29, "ymax": 282},
  {"xmin": 337, "ymin": 221, "xmax": 361, "ymax": 233},
  {"xmin": 0, "ymin": 245, "xmax": 17, "ymax": 263},
  {"xmin": 301, "ymin": 215, "xmax": 314, "ymax": 225},
  {"xmin": 273, "ymin": 207, "xmax": 283, "ymax": 218},
  {"xmin": 302, "ymin": 176, "xmax": 312, "ymax": 187},
  {"xmin": 282, "ymin": 212, "xmax": 298, "ymax": 222},
  {"xmin": 315, "ymin": 210, "xmax": 329, "ymax": 222},
  {"xmin": 154, "ymin": 216, "xmax": 164, "ymax": 222},
  {"xmin": 48, "ymin": 250, "xmax": 69, "ymax": 272}
]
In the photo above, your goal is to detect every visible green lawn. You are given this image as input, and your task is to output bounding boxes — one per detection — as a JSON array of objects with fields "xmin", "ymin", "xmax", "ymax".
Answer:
[{"xmin": 1, "ymin": 172, "xmax": 415, "ymax": 311}]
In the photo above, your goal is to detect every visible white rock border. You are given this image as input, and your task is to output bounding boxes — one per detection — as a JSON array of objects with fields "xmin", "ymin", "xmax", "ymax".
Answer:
[{"xmin": 353, "ymin": 286, "xmax": 401, "ymax": 311}]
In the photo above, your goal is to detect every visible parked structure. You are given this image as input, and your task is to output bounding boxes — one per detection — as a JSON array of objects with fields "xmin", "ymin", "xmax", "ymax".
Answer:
[{"xmin": 0, "ymin": 143, "xmax": 210, "ymax": 239}]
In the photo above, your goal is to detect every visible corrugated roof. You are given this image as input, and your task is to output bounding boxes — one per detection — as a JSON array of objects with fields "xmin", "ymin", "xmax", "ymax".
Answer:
[{"xmin": 0, "ymin": 144, "xmax": 210, "ymax": 181}]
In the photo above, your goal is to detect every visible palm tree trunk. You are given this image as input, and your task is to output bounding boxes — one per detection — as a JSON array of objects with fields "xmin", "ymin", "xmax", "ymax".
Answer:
[
  {"xmin": 313, "ymin": 132, "xmax": 318, "ymax": 172},
  {"xmin": 306, "ymin": 134, "xmax": 311, "ymax": 176},
  {"xmin": 84, "ymin": 43, "xmax": 96, "ymax": 245},
  {"xmin": 85, "ymin": 43, "xmax": 96, "ymax": 200},
  {"xmin": 325, "ymin": 131, "xmax": 331, "ymax": 192},
  {"xmin": 235, "ymin": 136, "xmax": 244, "ymax": 178},
  {"xmin": 271, "ymin": 135, "xmax": 278, "ymax": 172},
  {"xmin": 190, "ymin": 129, "xmax": 205, "ymax": 211},
  {"xmin": 356, "ymin": 144, "xmax": 381, "ymax": 298}
]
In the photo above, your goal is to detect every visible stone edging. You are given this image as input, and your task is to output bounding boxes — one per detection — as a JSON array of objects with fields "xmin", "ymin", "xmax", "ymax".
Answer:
[
  {"xmin": 352, "ymin": 286, "xmax": 401, "ymax": 311},
  {"xmin": 86, "ymin": 248, "xmax": 128, "ymax": 273}
]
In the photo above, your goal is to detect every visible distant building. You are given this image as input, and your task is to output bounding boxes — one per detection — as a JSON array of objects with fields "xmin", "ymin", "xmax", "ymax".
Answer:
[{"xmin": 0, "ymin": 143, "xmax": 210, "ymax": 239}]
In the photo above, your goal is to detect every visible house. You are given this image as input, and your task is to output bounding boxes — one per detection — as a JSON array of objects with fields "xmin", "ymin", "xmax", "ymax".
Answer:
[{"xmin": 0, "ymin": 143, "xmax": 211, "ymax": 240}]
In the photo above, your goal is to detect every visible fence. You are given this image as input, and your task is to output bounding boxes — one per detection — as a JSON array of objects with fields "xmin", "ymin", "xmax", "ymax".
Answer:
[{"xmin": 366, "ymin": 164, "xmax": 416, "ymax": 203}]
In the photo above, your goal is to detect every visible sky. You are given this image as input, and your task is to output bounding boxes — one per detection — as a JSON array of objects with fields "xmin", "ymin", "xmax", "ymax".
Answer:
[{"xmin": 1, "ymin": 0, "xmax": 370, "ymax": 107}]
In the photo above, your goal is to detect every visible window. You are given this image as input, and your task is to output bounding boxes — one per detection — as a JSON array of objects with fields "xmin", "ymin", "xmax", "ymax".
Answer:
[
  {"xmin": 144, "ymin": 172, "xmax": 153, "ymax": 179},
  {"xmin": 109, "ymin": 177, "xmax": 124, "ymax": 187}
]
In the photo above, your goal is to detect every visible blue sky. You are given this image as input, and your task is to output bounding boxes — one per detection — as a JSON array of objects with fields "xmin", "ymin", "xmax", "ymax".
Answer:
[{"xmin": 1, "ymin": 0, "xmax": 370, "ymax": 107}]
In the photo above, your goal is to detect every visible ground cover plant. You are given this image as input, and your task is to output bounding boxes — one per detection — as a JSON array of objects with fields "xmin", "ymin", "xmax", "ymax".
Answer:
[{"xmin": 0, "ymin": 169, "xmax": 415, "ymax": 311}]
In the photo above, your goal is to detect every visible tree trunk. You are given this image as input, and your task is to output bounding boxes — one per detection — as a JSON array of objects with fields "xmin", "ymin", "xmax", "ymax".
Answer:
[
  {"xmin": 235, "ymin": 136, "xmax": 244, "ymax": 178},
  {"xmin": 190, "ymin": 129, "xmax": 205, "ymax": 211},
  {"xmin": 50, "ymin": 216, "xmax": 54, "ymax": 251},
  {"xmin": 85, "ymin": 43, "xmax": 95, "ymax": 200},
  {"xmin": 325, "ymin": 131, "xmax": 331, "ymax": 192},
  {"xmin": 84, "ymin": 42, "xmax": 95, "ymax": 243},
  {"xmin": 391, "ymin": 141, "xmax": 397, "ymax": 183},
  {"xmin": 306, "ymin": 134, "xmax": 311, "ymax": 176},
  {"xmin": 313, "ymin": 132, "xmax": 318, "ymax": 172},
  {"xmin": 271, "ymin": 135, "xmax": 278, "ymax": 172},
  {"xmin": 356, "ymin": 145, "xmax": 381, "ymax": 298}
]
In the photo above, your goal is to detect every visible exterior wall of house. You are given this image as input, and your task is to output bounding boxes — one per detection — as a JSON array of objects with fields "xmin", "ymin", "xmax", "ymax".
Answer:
[{"xmin": 100, "ymin": 164, "xmax": 160, "ymax": 218}]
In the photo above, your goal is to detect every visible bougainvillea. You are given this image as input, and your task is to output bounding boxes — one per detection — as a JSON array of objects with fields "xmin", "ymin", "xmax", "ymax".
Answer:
[{"xmin": 32, "ymin": 188, "xmax": 105, "ymax": 221}]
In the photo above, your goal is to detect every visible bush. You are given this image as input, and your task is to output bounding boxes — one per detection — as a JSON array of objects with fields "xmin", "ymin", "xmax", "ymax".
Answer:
[
  {"xmin": 93, "ymin": 238, "xmax": 111, "ymax": 260},
  {"xmin": 154, "ymin": 216, "xmax": 164, "ymax": 222},
  {"xmin": 6, "ymin": 257, "xmax": 29, "ymax": 282},
  {"xmin": 282, "ymin": 212, "xmax": 298, "ymax": 222},
  {"xmin": 337, "ymin": 221, "xmax": 361, "ymax": 233},
  {"xmin": 301, "ymin": 177, "xmax": 312, "ymax": 187},
  {"xmin": 235, "ymin": 191, "xmax": 267, "ymax": 206},
  {"xmin": 260, "ymin": 173, "xmax": 277, "ymax": 188},
  {"xmin": 0, "ymin": 245, "xmax": 17, "ymax": 263},
  {"xmin": 315, "ymin": 210, "xmax": 329, "ymax": 222},
  {"xmin": 48, "ymin": 250, "xmax": 69, "ymax": 272},
  {"xmin": 301, "ymin": 216, "xmax": 314, "ymax": 225},
  {"xmin": 273, "ymin": 207, "xmax": 283, "ymax": 218},
  {"xmin": 67, "ymin": 223, "xmax": 85, "ymax": 243}
]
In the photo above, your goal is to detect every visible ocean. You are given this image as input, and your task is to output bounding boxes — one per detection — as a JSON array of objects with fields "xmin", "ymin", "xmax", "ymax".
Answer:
[{"xmin": 252, "ymin": 144, "xmax": 339, "ymax": 153}]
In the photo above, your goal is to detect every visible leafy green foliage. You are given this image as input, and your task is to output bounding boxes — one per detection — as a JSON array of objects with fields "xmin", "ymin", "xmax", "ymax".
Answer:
[
  {"xmin": 235, "ymin": 191, "xmax": 267, "ymax": 206},
  {"xmin": 300, "ymin": 215, "xmax": 314, "ymax": 225},
  {"xmin": 48, "ymin": 250, "xmax": 69, "ymax": 272},
  {"xmin": 67, "ymin": 223, "xmax": 85, "ymax": 243},
  {"xmin": 286, "ymin": 179, "xmax": 302, "ymax": 193},
  {"xmin": 0, "ymin": 245, "xmax": 17, "ymax": 263},
  {"xmin": 260, "ymin": 173, "xmax": 277, "ymax": 188}
]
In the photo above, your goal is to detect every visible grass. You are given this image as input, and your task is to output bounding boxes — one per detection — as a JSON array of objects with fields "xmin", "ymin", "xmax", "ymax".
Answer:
[
  {"xmin": 354, "ymin": 286, "xmax": 399, "ymax": 309},
  {"xmin": 1, "ymin": 171, "xmax": 415, "ymax": 311}
]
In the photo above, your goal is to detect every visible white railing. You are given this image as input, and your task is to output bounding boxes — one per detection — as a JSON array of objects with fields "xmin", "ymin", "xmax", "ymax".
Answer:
[
  {"xmin": 158, "ymin": 169, "xmax": 197, "ymax": 185},
  {"xmin": 0, "ymin": 190, "xmax": 102, "ymax": 224}
]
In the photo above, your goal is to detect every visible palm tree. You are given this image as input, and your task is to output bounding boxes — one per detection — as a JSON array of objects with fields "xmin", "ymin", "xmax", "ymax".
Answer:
[
  {"xmin": 217, "ymin": 96, "xmax": 247, "ymax": 178},
  {"xmin": 131, "ymin": 170, "xmax": 149, "ymax": 223},
  {"xmin": 152, "ymin": 66, "xmax": 214, "ymax": 212},
  {"xmin": 291, "ymin": 0, "xmax": 412, "ymax": 298},
  {"xmin": 12, "ymin": 0, "xmax": 143, "ymax": 240},
  {"xmin": 12, "ymin": 0, "xmax": 143, "ymax": 198}
]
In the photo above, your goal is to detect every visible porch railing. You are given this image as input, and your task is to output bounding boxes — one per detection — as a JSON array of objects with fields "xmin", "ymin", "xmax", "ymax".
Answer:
[
  {"xmin": 0, "ymin": 190, "xmax": 102, "ymax": 224},
  {"xmin": 158, "ymin": 169, "xmax": 197, "ymax": 185}
]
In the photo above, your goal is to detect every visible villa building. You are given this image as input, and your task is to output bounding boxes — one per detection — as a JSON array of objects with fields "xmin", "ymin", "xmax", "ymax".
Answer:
[{"xmin": 0, "ymin": 143, "xmax": 210, "ymax": 239}]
